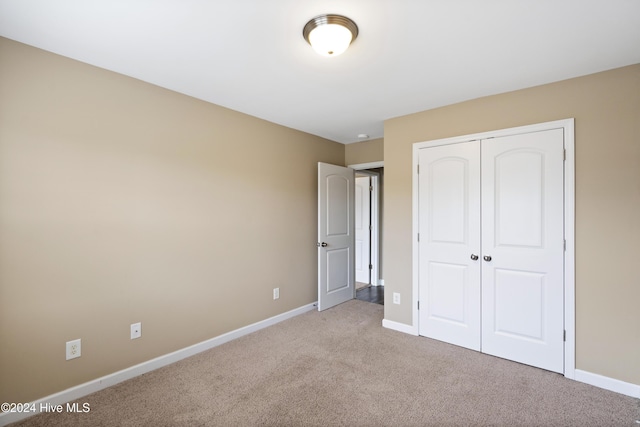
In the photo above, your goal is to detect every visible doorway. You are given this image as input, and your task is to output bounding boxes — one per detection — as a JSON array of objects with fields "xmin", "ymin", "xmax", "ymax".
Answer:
[
  {"xmin": 316, "ymin": 161, "xmax": 385, "ymax": 309},
  {"xmin": 350, "ymin": 162, "xmax": 383, "ymax": 305}
]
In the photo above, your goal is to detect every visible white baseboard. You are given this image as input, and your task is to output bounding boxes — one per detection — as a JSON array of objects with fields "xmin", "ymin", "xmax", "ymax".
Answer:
[
  {"xmin": 5, "ymin": 305, "xmax": 637, "ymax": 426},
  {"xmin": 378, "ymin": 279, "xmax": 384, "ymax": 286},
  {"xmin": 574, "ymin": 369, "xmax": 640, "ymax": 398},
  {"xmin": 380, "ymin": 322, "xmax": 640, "ymax": 399},
  {"xmin": 0, "ymin": 302, "xmax": 317, "ymax": 427},
  {"xmin": 382, "ymin": 318, "xmax": 418, "ymax": 336}
]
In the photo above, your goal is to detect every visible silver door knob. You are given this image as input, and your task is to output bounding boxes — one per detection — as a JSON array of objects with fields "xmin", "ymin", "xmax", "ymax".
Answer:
[
  {"xmin": 483, "ymin": 255, "xmax": 492, "ymax": 262},
  {"xmin": 470, "ymin": 254, "xmax": 479, "ymax": 261},
  {"xmin": 317, "ymin": 242, "xmax": 328, "ymax": 247}
]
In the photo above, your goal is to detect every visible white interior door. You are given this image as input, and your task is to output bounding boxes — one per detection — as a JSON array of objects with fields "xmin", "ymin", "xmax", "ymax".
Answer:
[
  {"xmin": 417, "ymin": 127, "xmax": 565, "ymax": 373},
  {"xmin": 355, "ymin": 176, "xmax": 371, "ymax": 284},
  {"xmin": 481, "ymin": 129, "xmax": 565, "ymax": 373},
  {"xmin": 318, "ymin": 162, "xmax": 355, "ymax": 311},
  {"xmin": 418, "ymin": 142, "xmax": 481, "ymax": 350}
]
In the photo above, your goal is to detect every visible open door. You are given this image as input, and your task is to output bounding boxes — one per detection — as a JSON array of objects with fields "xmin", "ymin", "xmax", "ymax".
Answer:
[{"xmin": 318, "ymin": 162, "xmax": 355, "ymax": 311}]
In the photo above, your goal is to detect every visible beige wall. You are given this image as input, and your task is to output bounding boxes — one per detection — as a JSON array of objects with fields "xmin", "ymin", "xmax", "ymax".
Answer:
[
  {"xmin": 0, "ymin": 38, "xmax": 344, "ymax": 403},
  {"xmin": 383, "ymin": 64, "xmax": 640, "ymax": 385},
  {"xmin": 345, "ymin": 138, "xmax": 383, "ymax": 165}
]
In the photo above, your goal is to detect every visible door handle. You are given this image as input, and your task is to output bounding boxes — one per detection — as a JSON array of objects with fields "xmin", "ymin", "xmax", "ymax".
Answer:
[
  {"xmin": 470, "ymin": 254, "xmax": 479, "ymax": 261},
  {"xmin": 317, "ymin": 242, "xmax": 328, "ymax": 247},
  {"xmin": 483, "ymin": 255, "xmax": 492, "ymax": 262}
]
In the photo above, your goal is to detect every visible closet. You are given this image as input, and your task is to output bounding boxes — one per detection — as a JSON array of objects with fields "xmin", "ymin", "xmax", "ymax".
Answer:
[{"xmin": 415, "ymin": 122, "xmax": 570, "ymax": 374}]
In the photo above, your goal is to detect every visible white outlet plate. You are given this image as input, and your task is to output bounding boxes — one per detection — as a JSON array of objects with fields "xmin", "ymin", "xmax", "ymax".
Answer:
[
  {"xmin": 393, "ymin": 292, "xmax": 401, "ymax": 304},
  {"xmin": 66, "ymin": 339, "xmax": 81, "ymax": 360},
  {"xmin": 130, "ymin": 322, "xmax": 141, "ymax": 339},
  {"xmin": 273, "ymin": 288, "xmax": 280, "ymax": 300}
]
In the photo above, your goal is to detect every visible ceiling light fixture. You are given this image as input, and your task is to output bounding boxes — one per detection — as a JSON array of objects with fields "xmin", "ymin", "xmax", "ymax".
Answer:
[{"xmin": 303, "ymin": 14, "xmax": 358, "ymax": 57}]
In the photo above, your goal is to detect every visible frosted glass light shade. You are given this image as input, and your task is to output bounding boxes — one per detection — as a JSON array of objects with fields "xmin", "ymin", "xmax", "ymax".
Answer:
[
  {"xmin": 303, "ymin": 15, "xmax": 358, "ymax": 57},
  {"xmin": 308, "ymin": 24, "xmax": 353, "ymax": 56}
]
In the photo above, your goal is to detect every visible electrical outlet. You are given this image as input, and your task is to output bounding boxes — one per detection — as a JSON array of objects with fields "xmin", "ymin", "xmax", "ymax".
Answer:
[
  {"xmin": 66, "ymin": 339, "xmax": 81, "ymax": 360},
  {"xmin": 393, "ymin": 292, "xmax": 401, "ymax": 305},
  {"xmin": 130, "ymin": 322, "xmax": 141, "ymax": 340},
  {"xmin": 273, "ymin": 288, "xmax": 280, "ymax": 300}
]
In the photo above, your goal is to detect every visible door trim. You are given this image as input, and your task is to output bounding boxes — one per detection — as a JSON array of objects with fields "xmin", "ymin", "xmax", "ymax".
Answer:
[
  {"xmin": 354, "ymin": 171, "xmax": 380, "ymax": 287},
  {"xmin": 355, "ymin": 175, "xmax": 372, "ymax": 284},
  {"xmin": 411, "ymin": 118, "xmax": 575, "ymax": 379},
  {"xmin": 349, "ymin": 161, "xmax": 384, "ymax": 169},
  {"xmin": 349, "ymin": 162, "xmax": 384, "ymax": 287}
]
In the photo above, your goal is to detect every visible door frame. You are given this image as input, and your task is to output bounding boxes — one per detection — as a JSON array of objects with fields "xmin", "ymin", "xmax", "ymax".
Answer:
[
  {"xmin": 411, "ymin": 119, "xmax": 575, "ymax": 379},
  {"xmin": 349, "ymin": 162, "xmax": 383, "ymax": 288},
  {"xmin": 354, "ymin": 175, "xmax": 372, "ymax": 285}
]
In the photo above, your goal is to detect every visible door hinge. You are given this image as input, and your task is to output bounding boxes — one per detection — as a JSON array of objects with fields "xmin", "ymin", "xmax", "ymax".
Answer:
[
  {"xmin": 417, "ymin": 301, "xmax": 420, "ymax": 310},
  {"xmin": 369, "ymin": 224, "xmax": 373, "ymax": 231},
  {"xmin": 417, "ymin": 164, "xmax": 420, "ymax": 174},
  {"xmin": 563, "ymin": 330, "xmax": 566, "ymax": 342},
  {"xmin": 564, "ymin": 239, "xmax": 566, "ymax": 251},
  {"xmin": 563, "ymin": 149, "xmax": 567, "ymax": 161},
  {"xmin": 369, "ymin": 264, "xmax": 373, "ymax": 270},
  {"xmin": 369, "ymin": 185, "xmax": 373, "ymax": 192},
  {"xmin": 417, "ymin": 233, "xmax": 420, "ymax": 242}
]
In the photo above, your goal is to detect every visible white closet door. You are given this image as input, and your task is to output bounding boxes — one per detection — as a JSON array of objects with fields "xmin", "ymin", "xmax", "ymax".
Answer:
[
  {"xmin": 418, "ymin": 142, "xmax": 481, "ymax": 351},
  {"xmin": 481, "ymin": 129, "xmax": 565, "ymax": 373},
  {"xmin": 355, "ymin": 176, "xmax": 371, "ymax": 284}
]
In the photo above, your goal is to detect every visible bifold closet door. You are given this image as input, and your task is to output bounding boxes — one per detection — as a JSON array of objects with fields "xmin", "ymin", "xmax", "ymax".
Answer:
[
  {"xmin": 418, "ymin": 128, "xmax": 565, "ymax": 373},
  {"xmin": 418, "ymin": 141, "xmax": 481, "ymax": 351},
  {"xmin": 480, "ymin": 129, "xmax": 565, "ymax": 373}
]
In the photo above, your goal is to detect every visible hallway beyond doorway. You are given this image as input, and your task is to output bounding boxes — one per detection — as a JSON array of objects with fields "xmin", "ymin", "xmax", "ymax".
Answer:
[{"xmin": 356, "ymin": 285, "xmax": 384, "ymax": 305}]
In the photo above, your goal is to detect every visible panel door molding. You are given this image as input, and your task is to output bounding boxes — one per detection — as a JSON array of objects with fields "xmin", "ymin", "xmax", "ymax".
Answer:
[{"xmin": 412, "ymin": 119, "xmax": 575, "ymax": 377}]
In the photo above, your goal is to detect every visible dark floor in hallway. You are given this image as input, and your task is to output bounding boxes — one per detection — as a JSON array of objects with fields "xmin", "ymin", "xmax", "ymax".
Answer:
[{"xmin": 356, "ymin": 285, "xmax": 384, "ymax": 305}]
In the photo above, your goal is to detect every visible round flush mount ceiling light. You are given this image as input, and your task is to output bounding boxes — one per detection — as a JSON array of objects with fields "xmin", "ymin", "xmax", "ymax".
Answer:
[{"xmin": 303, "ymin": 14, "xmax": 359, "ymax": 57}]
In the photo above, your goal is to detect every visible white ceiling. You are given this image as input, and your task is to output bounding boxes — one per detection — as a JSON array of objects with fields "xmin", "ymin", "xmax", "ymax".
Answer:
[{"xmin": 1, "ymin": 1, "xmax": 639, "ymax": 144}]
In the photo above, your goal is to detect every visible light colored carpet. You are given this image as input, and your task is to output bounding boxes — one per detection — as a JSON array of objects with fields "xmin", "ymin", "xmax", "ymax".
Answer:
[{"xmin": 11, "ymin": 300, "xmax": 639, "ymax": 426}]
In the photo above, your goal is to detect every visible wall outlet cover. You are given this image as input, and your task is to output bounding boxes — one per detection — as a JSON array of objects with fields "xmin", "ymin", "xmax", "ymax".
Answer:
[
  {"xmin": 66, "ymin": 339, "xmax": 81, "ymax": 360},
  {"xmin": 131, "ymin": 322, "xmax": 142, "ymax": 339}
]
